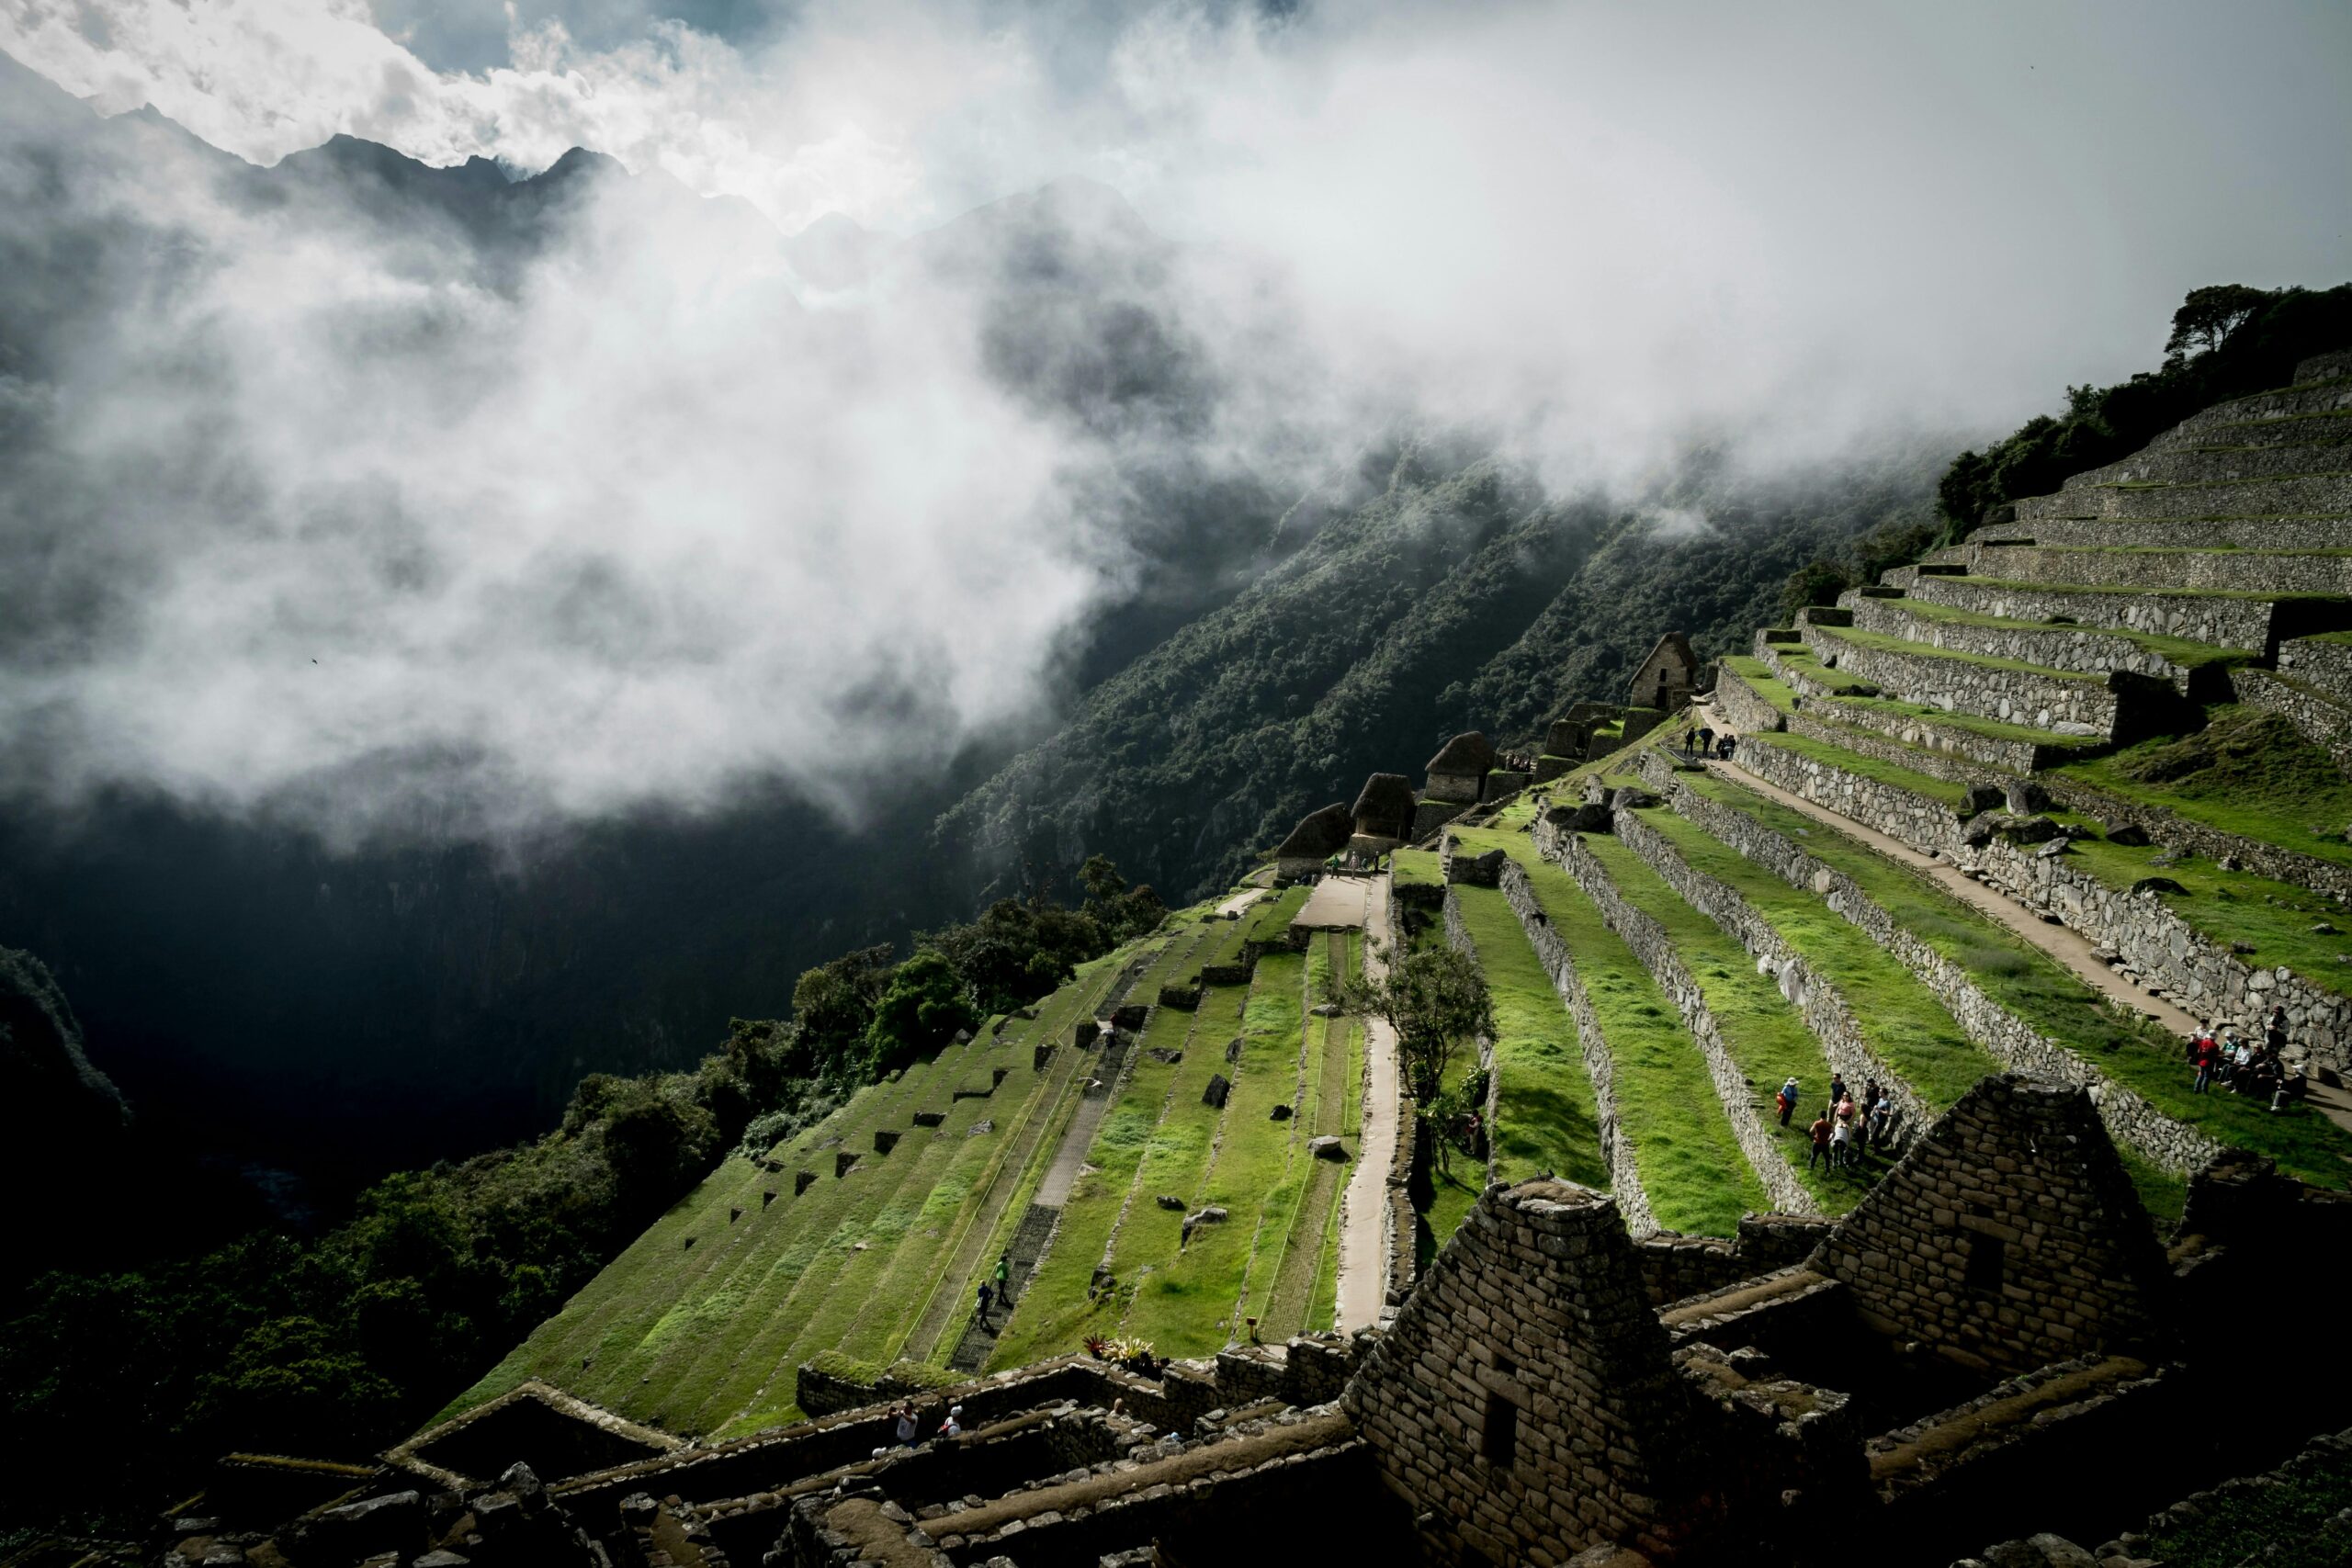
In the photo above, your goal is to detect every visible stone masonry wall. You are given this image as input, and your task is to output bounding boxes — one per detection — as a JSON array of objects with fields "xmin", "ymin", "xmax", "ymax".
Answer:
[
  {"xmin": 1811, "ymin": 1077, "xmax": 2174, "ymax": 1376},
  {"xmin": 1977, "ymin": 515, "xmax": 2352, "ymax": 553},
  {"xmin": 2035, "ymin": 773, "xmax": 2352, "ymax": 904},
  {"xmin": 1710, "ymin": 662, "xmax": 1786, "ymax": 737},
  {"xmin": 1476, "ymin": 870, "xmax": 1659, "ymax": 1235},
  {"xmin": 2278, "ymin": 632, "xmax": 2352, "ymax": 705},
  {"xmin": 2015, "ymin": 472, "xmax": 2352, "ymax": 523},
  {"xmin": 1801, "ymin": 624, "xmax": 2118, "ymax": 732},
  {"xmin": 1902, "ymin": 573, "xmax": 2283, "ymax": 653},
  {"xmin": 1731, "ymin": 730, "xmax": 2352, "ymax": 1077},
  {"xmin": 1658, "ymin": 747, "xmax": 2227, "ymax": 1171},
  {"xmin": 1787, "ymin": 698, "xmax": 2045, "ymax": 778},
  {"xmin": 1847, "ymin": 592, "xmax": 2199, "ymax": 692},
  {"xmin": 1540, "ymin": 827, "xmax": 1816, "ymax": 1213},
  {"xmin": 2233, "ymin": 667, "xmax": 2352, "ymax": 775},
  {"xmin": 1970, "ymin": 541, "xmax": 2352, "ymax": 595},
  {"xmin": 1613, "ymin": 751, "xmax": 1931, "ymax": 1145},
  {"xmin": 1342, "ymin": 1179, "xmax": 1698, "ymax": 1566}
]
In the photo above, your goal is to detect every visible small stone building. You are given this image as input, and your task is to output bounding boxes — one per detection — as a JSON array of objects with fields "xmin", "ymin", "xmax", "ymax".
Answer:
[
  {"xmin": 1273, "ymin": 802, "xmax": 1353, "ymax": 882},
  {"xmin": 1626, "ymin": 632, "xmax": 1699, "ymax": 713},
  {"xmin": 1351, "ymin": 773, "xmax": 1416, "ymax": 846},
  {"xmin": 1422, "ymin": 732, "xmax": 1497, "ymax": 807}
]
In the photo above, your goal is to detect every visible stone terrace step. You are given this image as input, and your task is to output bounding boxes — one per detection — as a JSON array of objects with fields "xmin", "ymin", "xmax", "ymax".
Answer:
[
  {"xmin": 2278, "ymin": 632, "xmax": 2352, "ymax": 706},
  {"xmin": 1903, "ymin": 571, "xmax": 2352, "ymax": 655},
  {"xmin": 2016, "ymin": 470, "xmax": 2352, "ymax": 523},
  {"xmin": 1797, "ymin": 621, "xmax": 2132, "ymax": 738},
  {"xmin": 2066, "ymin": 430, "xmax": 2352, "ymax": 489},
  {"xmin": 2172, "ymin": 371, "xmax": 2352, "ymax": 431},
  {"xmin": 1725, "ymin": 653, "xmax": 2098, "ymax": 776},
  {"xmin": 1967, "ymin": 514, "xmax": 2352, "ymax": 552},
  {"xmin": 1964, "ymin": 541, "xmax": 2352, "ymax": 596},
  {"xmin": 2151, "ymin": 406, "xmax": 2352, "ymax": 454},
  {"xmin": 1840, "ymin": 591, "xmax": 2240, "ymax": 698}
]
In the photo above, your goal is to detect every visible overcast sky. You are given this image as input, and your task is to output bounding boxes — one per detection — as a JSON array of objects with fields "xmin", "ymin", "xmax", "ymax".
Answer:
[{"xmin": 1, "ymin": 0, "xmax": 2347, "ymax": 841}]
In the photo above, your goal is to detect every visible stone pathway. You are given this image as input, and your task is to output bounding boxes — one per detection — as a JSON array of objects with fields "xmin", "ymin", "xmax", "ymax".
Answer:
[
  {"xmin": 1217, "ymin": 886, "xmax": 1265, "ymax": 918},
  {"xmin": 1335, "ymin": 874, "xmax": 1402, "ymax": 1330},
  {"xmin": 1295, "ymin": 872, "xmax": 1374, "ymax": 930},
  {"xmin": 1689, "ymin": 705, "xmax": 2352, "ymax": 1139}
]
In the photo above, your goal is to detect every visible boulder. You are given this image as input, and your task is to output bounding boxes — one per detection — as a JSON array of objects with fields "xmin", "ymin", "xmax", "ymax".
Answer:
[
  {"xmin": 1544, "ymin": 803, "xmax": 1614, "ymax": 833},
  {"xmin": 1308, "ymin": 1135, "xmax": 1348, "ymax": 1162},
  {"xmin": 1606, "ymin": 786, "xmax": 1660, "ymax": 811},
  {"xmin": 1270, "ymin": 1103, "xmax": 1294, "ymax": 1121},
  {"xmin": 1960, "ymin": 783, "xmax": 2007, "ymax": 815},
  {"xmin": 2132, "ymin": 877, "xmax": 2188, "ymax": 897},
  {"xmin": 294, "ymin": 1492, "xmax": 425, "ymax": 1563},
  {"xmin": 1157, "ymin": 1194, "xmax": 1185, "ymax": 1211},
  {"xmin": 2101, "ymin": 819, "xmax": 2152, "ymax": 847},
  {"xmin": 2035, "ymin": 838, "xmax": 2070, "ymax": 860},
  {"xmin": 1996, "ymin": 814, "xmax": 2061, "ymax": 845},
  {"xmin": 1203, "ymin": 1073, "xmax": 1231, "ymax": 1109},
  {"xmin": 2001, "ymin": 778, "xmax": 2051, "ymax": 816}
]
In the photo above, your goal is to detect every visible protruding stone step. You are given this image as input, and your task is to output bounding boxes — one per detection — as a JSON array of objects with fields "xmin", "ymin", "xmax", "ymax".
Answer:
[
  {"xmin": 796, "ymin": 1168, "xmax": 817, "ymax": 1195},
  {"xmin": 835, "ymin": 1151, "xmax": 859, "ymax": 1178},
  {"xmin": 2278, "ymin": 631, "xmax": 2352, "ymax": 705},
  {"xmin": 874, "ymin": 1129, "xmax": 900, "ymax": 1155}
]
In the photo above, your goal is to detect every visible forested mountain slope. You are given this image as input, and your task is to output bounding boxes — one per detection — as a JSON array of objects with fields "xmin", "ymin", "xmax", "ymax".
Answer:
[{"xmin": 939, "ymin": 441, "xmax": 1944, "ymax": 902}]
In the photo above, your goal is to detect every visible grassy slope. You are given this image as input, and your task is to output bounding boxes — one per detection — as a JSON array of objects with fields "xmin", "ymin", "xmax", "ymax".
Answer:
[
  {"xmin": 1574, "ymin": 830, "xmax": 1871, "ymax": 1213},
  {"xmin": 1631, "ymin": 806, "xmax": 1998, "ymax": 1110},
  {"xmin": 979, "ymin": 934, "xmax": 1242, "ymax": 1371},
  {"xmin": 1453, "ymin": 827, "xmax": 1770, "ymax": 1236},
  {"xmin": 1120, "ymin": 952, "xmax": 1314, "ymax": 1356}
]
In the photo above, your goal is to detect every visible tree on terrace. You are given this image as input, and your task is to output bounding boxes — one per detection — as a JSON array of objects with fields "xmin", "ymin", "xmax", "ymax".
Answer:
[{"xmin": 1343, "ymin": 942, "xmax": 1494, "ymax": 1105}]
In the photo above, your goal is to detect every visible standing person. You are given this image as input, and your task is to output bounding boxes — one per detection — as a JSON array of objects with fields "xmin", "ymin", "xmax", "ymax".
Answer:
[
  {"xmin": 2268, "ymin": 1006, "xmax": 2291, "ymax": 1055},
  {"xmin": 893, "ymin": 1403, "xmax": 919, "ymax": 1447},
  {"xmin": 939, "ymin": 1405, "xmax": 964, "ymax": 1439},
  {"xmin": 1808, "ymin": 1111, "xmax": 1833, "ymax": 1169},
  {"xmin": 1698, "ymin": 724, "xmax": 1714, "ymax": 754},
  {"xmin": 1862, "ymin": 1079, "xmax": 1881, "ymax": 1116},
  {"xmin": 1777, "ymin": 1077, "xmax": 1801, "ymax": 1127},
  {"xmin": 976, "ymin": 1280, "xmax": 994, "ymax": 1325},
  {"xmin": 2192, "ymin": 1033, "xmax": 2221, "ymax": 1094},
  {"xmin": 995, "ymin": 1253, "xmax": 1013, "ymax": 1306},
  {"xmin": 1829, "ymin": 1115, "xmax": 1853, "ymax": 1169},
  {"xmin": 1828, "ymin": 1073, "xmax": 1849, "ymax": 1112},
  {"xmin": 2187, "ymin": 1021, "xmax": 2211, "ymax": 1066},
  {"xmin": 1870, "ymin": 1092, "xmax": 1893, "ymax": 1150}
]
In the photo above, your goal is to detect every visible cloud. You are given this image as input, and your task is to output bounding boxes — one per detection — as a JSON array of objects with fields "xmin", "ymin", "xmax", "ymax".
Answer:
[{"xmin": 1, "ymin": 0, "xmax": 2348, "ymax": 842}]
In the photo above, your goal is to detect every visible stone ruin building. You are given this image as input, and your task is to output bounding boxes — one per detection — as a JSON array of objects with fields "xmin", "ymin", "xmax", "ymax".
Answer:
[
  {"xmin": 1271, "ymin": 801, "xmax": 1352, "ymax": 883},
  {"xmin": 1626, "ymin": 634, "xmax": 1700, "ymax": 715},
  {"xmin": 159, "ymin": 1074, "xmax": 2352, "ymax": 1568},
  {"xmin": 1350, "ymin": 772, "xmax": 1417, "ymax": 852}
]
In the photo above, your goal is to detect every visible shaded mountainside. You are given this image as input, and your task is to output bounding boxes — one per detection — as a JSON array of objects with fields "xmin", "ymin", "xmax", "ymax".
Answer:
[{"xmin": 937, "ymin": 440, "xmax": 1945, "ymax": 902}]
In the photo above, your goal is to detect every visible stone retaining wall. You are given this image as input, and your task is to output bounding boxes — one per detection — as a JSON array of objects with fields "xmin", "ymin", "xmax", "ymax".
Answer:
[
  {"xmin": 1970, "ymin": 541, "xmax": 2352, "ymax": 595},
  {"xmin": 1982, "ymin": 515, "xmax": 2352, "ymax": 552},
  {"xmin": 1902, "ymin": 572, "xmax": 2285, "ymax": 653},
  {"xmin": 2065, "ymin": 440, "xmax": 2346, "ymax": 489},
  {"xmin": 1786, "ymin": 699, "xmax": 2046, "ymax": 777},
  {"xmin": 2036, "ymin": 773, "xmax": 2352, "ymax": 903},
  {"xmin": 1711, "ymin": 662, "xmax": 1787, "ymax": 736},
  {"xmin": 1633, "ymin": 1213, "xmax": 1838, "ymax": 1309},
  {"xmin": 1467, "ymin": 872, "xmax": 1658, "ymax": 1235},
  {"xmin": 2279, "ymin": 632, "xmax": 2352, "ymax": 704},
  {"xmin": 1647, "ymin": 758, "xmax": 2223, "ymax": 1173},
  {"xmin": 2233, "ymin": 667, "xmax": 2352, "ymax": 774},
  {"xmin": 1847, "ymin": 592, "xmax": 2199, "ymax": 691},
  {"xmin": 1731, "ymin": 733, "xmax": 2352, "ymax": 1077},
  {"xmin": 1802, "ymin": 624, "xmax": 2119, "ymax": 733},
  {"xmin": 1539, "ymin": 828, "xmax": 1815, "ymax": 1213},
  {"xmin": 2017, "ymin": 472, "xmax": 2352, "ymax": 522}
]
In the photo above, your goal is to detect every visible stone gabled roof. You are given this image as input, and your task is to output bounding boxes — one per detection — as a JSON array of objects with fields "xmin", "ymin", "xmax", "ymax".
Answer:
[
  {"xmin": 1423, "ymin": 731, "xmax": 1496, "ymax": 775},
  {"xmin": 1351, "ymin": 773, "xmax": 1416, "ymax": 826},
  {"xmin": 1276, "ymin": 802, "xmax": 1354, "ymax": 859}
]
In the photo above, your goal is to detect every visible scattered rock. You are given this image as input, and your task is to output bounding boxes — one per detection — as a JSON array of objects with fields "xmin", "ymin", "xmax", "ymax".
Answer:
[
  {"xmin": 2003, "ymin": 779, "xmax": 2053, "ymax": 815},
  {"xmin": 1157, "ymin": 1194, "xmax": 1185, "ymax": 1211},
  {"xmin": 1308, "ymin": 1135, "xmax": 1348, "ymax": 1161},
  {"xmin": 2232, "ymin": 942, "xmax": 2258, "ymax": 955},
  {"xmin": 2132, "ymin": 877, "xmax": 2188, "ymax": 897},
  {"xmin": 1309, "ymin": 1002, "xmax": 1341, "ymax": 1018},
  {"xmin": 1202, "ymin": 1074, "xmax": 1232, "ymax": 1109},
  {"xmin": 2314, "ymin": 922, "xmax": 2341, "ymax": 936},
  {"xmin": 2035, "ymin": 838, "xmax": 2070, "ymax": 860},
  {"xmin": 2101, "ymin": 821, "xmax": 2152, "ymax": 847},
  {"xmin": 1270, "ymin": 1103, "xmax": 1294, "ymax": 1121},
  {"xmin": 1960, "ymin": 783, "xmax": 2007, "ymax": 816},
  {"xmin": 1997, "ymin": 814, "xmax": 2062, "ymax": 845}
]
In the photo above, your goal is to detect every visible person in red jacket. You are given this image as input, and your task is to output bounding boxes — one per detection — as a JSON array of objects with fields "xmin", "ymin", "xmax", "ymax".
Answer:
[{"xmin": 2192, "ymin": 1033, "xmax": 2222, "ymax": 1093}]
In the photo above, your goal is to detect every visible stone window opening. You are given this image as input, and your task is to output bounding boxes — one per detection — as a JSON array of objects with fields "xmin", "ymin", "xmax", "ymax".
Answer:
[
  {"xmin": 1481, "ymin": 1392, "xmax": 1519, "ymax": 1469},
  {"xmin": 1963, "ymin": 1231, "xmax": 2007, "ymax": 1293}
]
